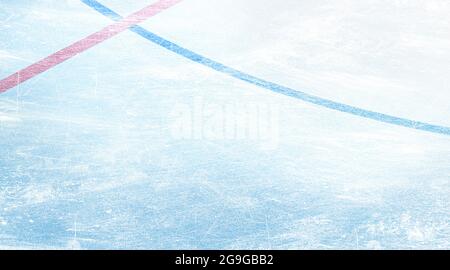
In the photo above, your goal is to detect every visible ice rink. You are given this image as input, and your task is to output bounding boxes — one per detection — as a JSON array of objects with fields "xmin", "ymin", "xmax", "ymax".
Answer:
[{"xmin": 0, "ymin": 0, "xmax": 449, "ymax": 249}]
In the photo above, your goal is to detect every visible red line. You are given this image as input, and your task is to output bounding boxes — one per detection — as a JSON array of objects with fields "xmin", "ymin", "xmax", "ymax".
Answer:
[{"xmin": 0, "ymin": 0, "xmax": 182, "ymax": 93}]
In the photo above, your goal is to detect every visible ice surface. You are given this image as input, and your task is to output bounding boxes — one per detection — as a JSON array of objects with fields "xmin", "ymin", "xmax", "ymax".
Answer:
[{"xmin": 0, "ymin": 0, "xmax": 449, "ymax": 249}]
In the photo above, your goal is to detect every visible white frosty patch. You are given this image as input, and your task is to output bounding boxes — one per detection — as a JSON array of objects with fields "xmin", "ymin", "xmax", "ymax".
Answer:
[
  {"xmin": 0, "ymin": 114, "xmax": 21, "ymax": 122},
  {"xmin": 22, "ymin": 185, "xmax": 56, "ymax": 204}
]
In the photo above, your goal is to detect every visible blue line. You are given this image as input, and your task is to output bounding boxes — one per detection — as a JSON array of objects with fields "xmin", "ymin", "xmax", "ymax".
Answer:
[{"xmin": 81, "ymin": 0, "xmax": 450, "ymax": 136}]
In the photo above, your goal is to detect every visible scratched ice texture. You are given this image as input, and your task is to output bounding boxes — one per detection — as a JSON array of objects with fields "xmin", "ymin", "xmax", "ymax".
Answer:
[{"xmin": 0, "ymin": 0, "xmax": 449, "ymax": 249}]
